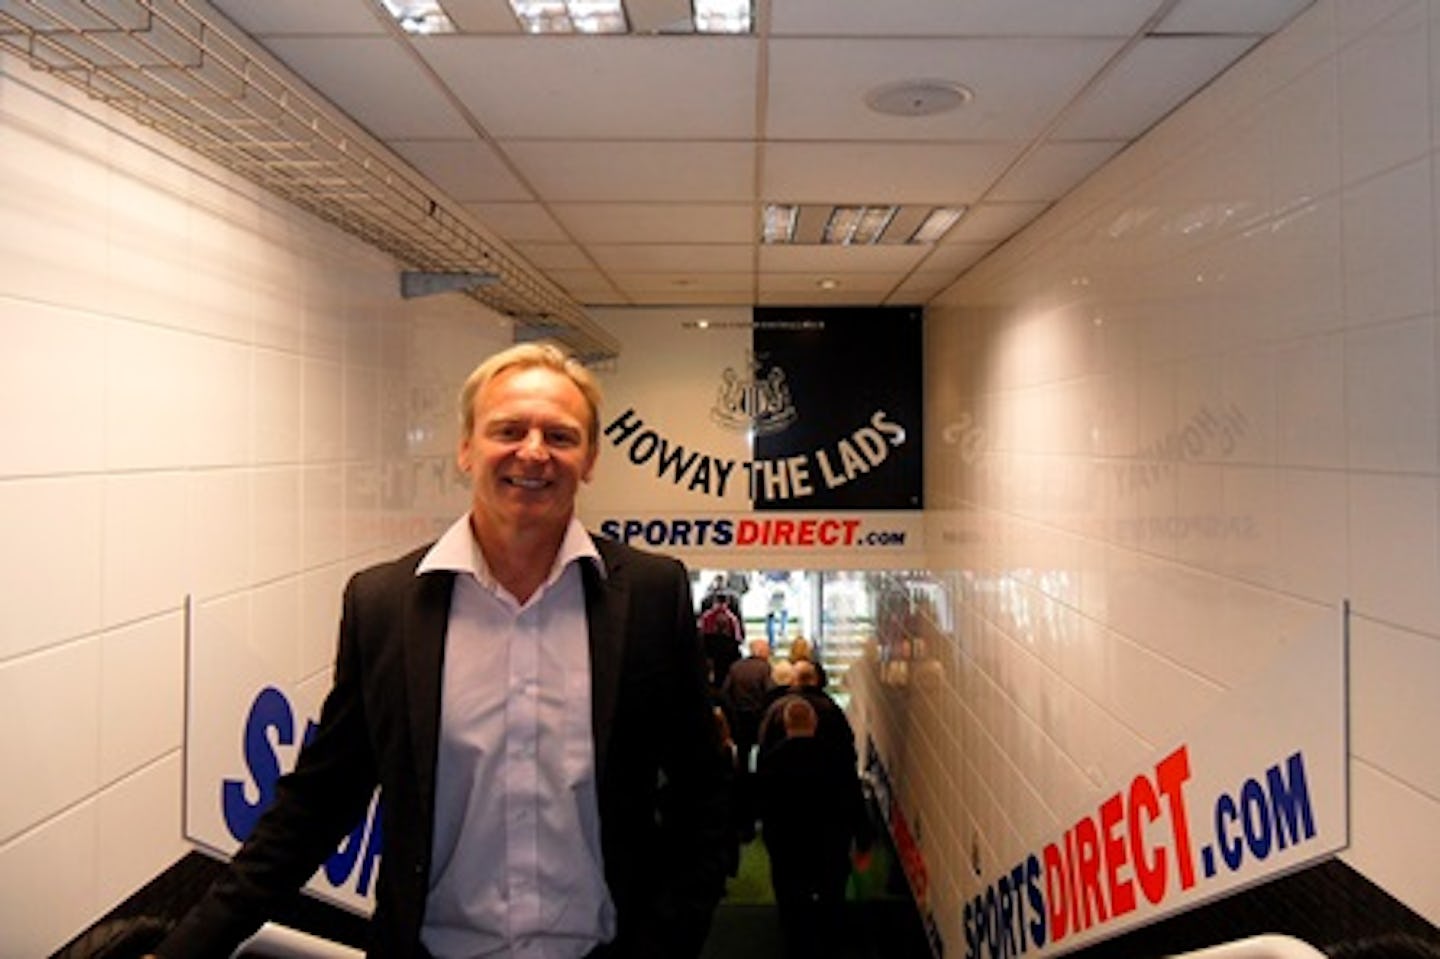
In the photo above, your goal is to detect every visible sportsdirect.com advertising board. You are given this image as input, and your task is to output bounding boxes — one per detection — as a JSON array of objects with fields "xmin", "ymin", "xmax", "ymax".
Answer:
[{"xmin": 958, "ymin": 613, "xmax": 1349, "ymax": 959}]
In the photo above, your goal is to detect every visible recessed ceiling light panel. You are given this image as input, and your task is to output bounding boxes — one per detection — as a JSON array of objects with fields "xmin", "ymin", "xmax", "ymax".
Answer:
[
  {"xmin": 382, "ymin": 0, "xmax": 456, "ymax": 34},
  {"xmin": 761, "ymin": 203, "xmax": 967, "ymax": 245},
  {"xmin": 694, "ymin": 0, "xmax": 752, "ymax": 34},
  {"xmin": 507, "ymin": 0, "xmax": 747, "ymax": 34},
  {"xmin": 911, "ymin": 206, "xmax": 967, "ymax": 243},
  {"xmin": 762, "ymin": 204, "xmax": 798, "ymax": 244},
  {"xmin": 511, "ymin": 0, "xmax": 628, "ymax": 33}
]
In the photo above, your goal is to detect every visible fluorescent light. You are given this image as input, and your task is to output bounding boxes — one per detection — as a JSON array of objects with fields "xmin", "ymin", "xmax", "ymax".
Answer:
[
  {"xmin": 510, "ymin": 0, "xmax": 630, "ymax": 32},
  {"xmin": 762, "ymin": 204, "xmax": 797, "ymax": 244},
  {"xmin": 823, "ymin": 206, "xmax": 899, "ymax": 245},
  {"xmin": 569, "ymin": 0, "xmax": 628, "ymax": 32},
  {"xmin": 381, "ymin": 0, "xmax": 456, "ymax": 34},
  {"xmin": 764, "ymin": 203, "xmax": 953, "ymax": 244},
  {"xmin": 823, "ymin": 207, "xmax": 863, "ymax": 245},
  {"xmin": 910, "ymin": 206, "xmax": 966, "ymax": 244},
  {"xmin": 511, "ymin": 1, "xmax": 574, "ymax": 33},
  {"xmin": 694, "ymin": 0, "xmax": 751, "ymax": 34},
  {"xmin": 508, "ymin": 0, "xmax": 748, "ymax": 34},
  {"xmin": 852, "ymin": 206, "xmax": 897, "ymax": 244}
]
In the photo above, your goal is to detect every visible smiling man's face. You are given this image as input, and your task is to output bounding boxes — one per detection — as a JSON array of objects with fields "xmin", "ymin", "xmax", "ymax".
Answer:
[{"xmin": 458, "ymin": 363, "xmax": 598, "ymax": 544}]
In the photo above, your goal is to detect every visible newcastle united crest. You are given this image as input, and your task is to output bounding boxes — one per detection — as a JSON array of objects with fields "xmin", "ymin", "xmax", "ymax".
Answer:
[{"xmin": 712, "ymin": 353, "xmax": 798, "ymax": 436}]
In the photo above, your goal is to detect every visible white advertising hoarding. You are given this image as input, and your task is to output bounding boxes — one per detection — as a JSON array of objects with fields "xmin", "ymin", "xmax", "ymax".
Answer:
[
  {"xmin": 184, "ymin": 595, "xmax": 377, "ymax": 915},
  {"xmin": 959, "ymin": 610, "xmax": 1349, "ymax": 959}
]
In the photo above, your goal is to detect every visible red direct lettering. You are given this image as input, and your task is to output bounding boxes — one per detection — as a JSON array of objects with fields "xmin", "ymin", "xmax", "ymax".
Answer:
[
  {"xmin": 1073, "ymin": 815, "xmax": 1107, "ymax": 930},
  {"xmin": 1129, "ymin": 772, "xmax": 1166, "ymax": 904},
  {"xmin": 1155, "ymin": 745, "xmax": 1197, "ymax": 891},
  {"xmin": 736, "ymin": 519, "xmax": 759, "ymax": 546},
  {"xmin": 1100, "ymin": 791, "xmax": 1136, "ymax": 918},
  {"xmin": 1043, "ymin": 842, "xmax": 1068, "ymax": 943},
  {"xmin": 1066, "ymin": 826, "xmax": 1080, "ymax": 934}
]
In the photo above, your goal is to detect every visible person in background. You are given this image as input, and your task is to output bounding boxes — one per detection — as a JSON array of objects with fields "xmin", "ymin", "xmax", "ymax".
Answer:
[
  {"xmin": 148, "ymin": 342, "xmax": 731, "ymax": 959},
  {"xmin": 698, "ymin": 588, "xmax": 744, "ymax": 690},
  {"xmin": 755, "ymin": 697, "xmax": 874, "ymax": 959},
  {"xmin": 765, "ymin": 586, "xmax": 789, "ymax": 646},
  {"xmin": 757, "ymin": 659, "xmax": 855, "ymax": 770},
  {"xmin": 769, "ymin": 657, "xmax": 795, "ymax": 691},
  {"xmin": 785, "ymin": 635, "xmax": 826, "ymax": 688},
  {"xmin": 719, "ymin": 637, "xmax": 776, "ymax": 842},
  {"xmin": 711, "ymin": 705, "xmax": 743, "ymax": 879}
]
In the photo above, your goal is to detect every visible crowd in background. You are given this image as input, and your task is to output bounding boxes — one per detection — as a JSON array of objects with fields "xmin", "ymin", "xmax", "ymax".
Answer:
[{"xmin": 698, "ymin": 576, "xmax": 874, "ymax": 959}]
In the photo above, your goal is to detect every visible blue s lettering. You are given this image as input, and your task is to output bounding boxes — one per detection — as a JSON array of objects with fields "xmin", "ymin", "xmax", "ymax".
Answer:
[{"xmin": 222, "ymin": 686, "xmax": 295, "ymax": 842}]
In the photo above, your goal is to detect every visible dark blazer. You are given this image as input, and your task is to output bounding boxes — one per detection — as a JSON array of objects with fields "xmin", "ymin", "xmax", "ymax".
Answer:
[{"xmin": 159, "ymin": 535, "xmax": 731, "ymax": 958}]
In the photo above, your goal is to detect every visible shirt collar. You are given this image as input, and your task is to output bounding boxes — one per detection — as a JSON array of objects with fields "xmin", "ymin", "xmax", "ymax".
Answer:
[{"xmin": 417, "ymin": 513, "xmax": 606, "ymax": 588}]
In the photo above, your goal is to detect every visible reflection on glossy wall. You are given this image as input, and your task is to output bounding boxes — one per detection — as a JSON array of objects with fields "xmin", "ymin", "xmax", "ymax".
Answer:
[
  {"xmin": 856, "ymin": 1, "xmax": 1440, "ymax": 953},
  {"xmin": 0, "ymin": 54, "xmax": 503, "ymax": 955}
]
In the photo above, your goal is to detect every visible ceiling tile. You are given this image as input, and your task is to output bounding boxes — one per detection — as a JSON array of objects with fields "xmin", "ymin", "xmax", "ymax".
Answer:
[
  {"xmin": 1054, "ymin": 36, "xmax": 1258, "ymax": 139},
  {"xmin": 770, "ymin": 0, "xmax": 1168, "ymax": 36},
  {"xmin": 758, "ymin": 243, "xmax": 928, "ymax": 273},
  {"xmin": 389, "ymin": 139, "xmax": 534, "ymax": 201},
  {"xmin": 609, "ymin": 273, "xmax": 755, "ymax": 293},
  {"xmin": 947, "ymin": 202, "xmax": 1051, "ymax": 241},
  {"xmin": 989, "ymin": 141, "xmax": 1126, "ymax": 202},
  {"xmin": 260, "ymin": 38, "xmax": 472, "ymax": 138},
  {"xmin": 461, "ymin": 202, "xmax": 569, "ymax": 242},
  {"xmin": 416, "ymin": 36, "xmax": 758, "ymax": 138},
  {"xmin": 762, "ymin": 142, "xmax": 1020, "ymax": 203},
  {"xmin": 888, "ymin": 271, "xmax": 960, "ymax": 302},
  {"xmin": 757, "ymin": 280, "xmax": 900, "ymax": 306},
  {"xmin": 767, "ymin": 37, "xmax": 1128, "ymax": 141},
  {"xmin": 914, "ymin": 242, "xmax": 992, "ymax": 273},
  {"xmin": 624, "ymin": 289, "xmax": 759, "ymax": 305},
  {"xmin": 209, "ymin": 0, "xmax": 386, "ymax": 35},
  {"xmin": 503, "ymin": 141, "xmax": 755, "ymax": 201},
  {"xmin": 588, "ymin": 244, "xmax": 754, "ymax": 272},
  {"xmin": 1156, "ymin": 0, "xmax": 1316, "ymax": 35},
  {"xmin": 550, "ymin": 203, "xmax": 756, "ymax": 244},
  {"xmin": 514, "ymin": 243, "xmax": 596, "ymax": 270},
  {"xmin": 545, "ymin": 269, "xmax": 625, "ymax": 301}
]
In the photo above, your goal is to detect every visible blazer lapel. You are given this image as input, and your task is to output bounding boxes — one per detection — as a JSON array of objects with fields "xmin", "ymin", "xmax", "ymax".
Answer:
[
  {"xmin": 584, "ymin": 540, "xmax": 629, "ymax": 783},
  {"xmin": 405, "ymin": 570, "xmax": 454, "ymax": 813}
]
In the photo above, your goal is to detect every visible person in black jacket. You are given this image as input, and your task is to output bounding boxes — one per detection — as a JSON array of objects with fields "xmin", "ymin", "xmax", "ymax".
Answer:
[
  {"xmin": 148, "ymin": 343, "xmax": 730, "ymax": 959},
  {"xmin": 755, "ymin": 697, "xmax": 874, "ymax": 959},
  {"xmin": 756, "ymin": 659, "xmax": 855, "ymax": 770}
]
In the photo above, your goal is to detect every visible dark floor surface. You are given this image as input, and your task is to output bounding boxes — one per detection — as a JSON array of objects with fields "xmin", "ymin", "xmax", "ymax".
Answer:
[{"xmin": 699, "ymin": 832, "xmax": 935, "ymax": 959}]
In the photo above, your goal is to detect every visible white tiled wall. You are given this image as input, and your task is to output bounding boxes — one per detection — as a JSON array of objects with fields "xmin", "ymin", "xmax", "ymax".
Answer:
[
  {"xmin": 859, "ymin": 0, "xmax": 1440, "ymax": 952},
  {"xmin": 0, "ymin": 54, "xmax": 507, "ymax": 957}
]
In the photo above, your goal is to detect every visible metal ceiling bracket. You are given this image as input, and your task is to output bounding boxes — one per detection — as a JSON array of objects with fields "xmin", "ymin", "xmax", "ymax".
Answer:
[{"xmin": 401, "ymin": 271, "xmax": 500, "ymax": 299}]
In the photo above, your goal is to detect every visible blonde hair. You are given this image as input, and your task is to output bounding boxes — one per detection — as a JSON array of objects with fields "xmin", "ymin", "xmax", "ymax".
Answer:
[{"xmin": 458, "ymin": 342, "xmax": 603, "ymax": 445}]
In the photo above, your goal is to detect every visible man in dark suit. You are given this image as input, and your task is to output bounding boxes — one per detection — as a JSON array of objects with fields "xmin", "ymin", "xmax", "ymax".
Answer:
[
  {"xmin": 755, "ymin": 697, "xmax": 873, "ymax": 959},
  {"xmin": 152, "ymin": 343, "xmax": 730, "ymax": 958}
]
